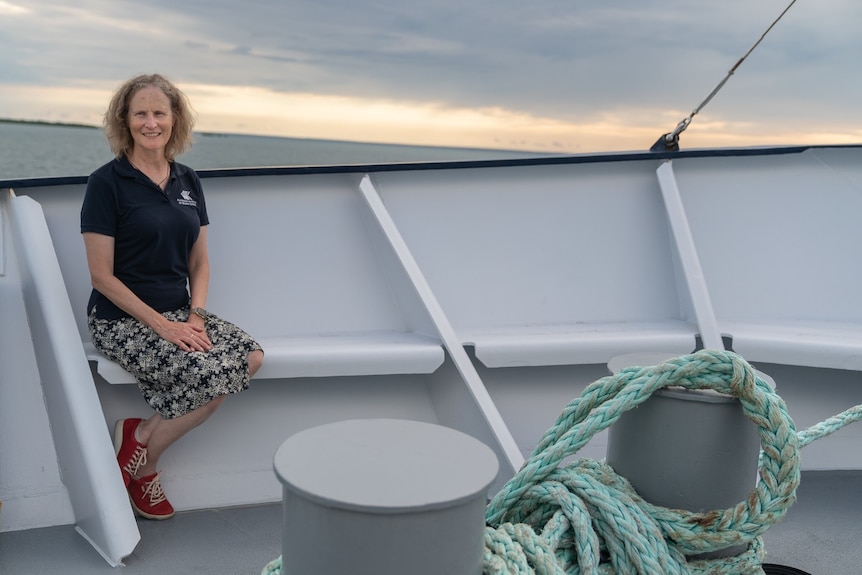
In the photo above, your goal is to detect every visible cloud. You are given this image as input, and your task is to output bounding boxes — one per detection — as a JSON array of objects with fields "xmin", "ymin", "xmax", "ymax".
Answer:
[
  {"xmin": 1, "ymin": 0, "xmax": 859, "ymax": 152},
  {"xmin": 0, "ymin": 0, "xmax": 30, "ymax": 15}
]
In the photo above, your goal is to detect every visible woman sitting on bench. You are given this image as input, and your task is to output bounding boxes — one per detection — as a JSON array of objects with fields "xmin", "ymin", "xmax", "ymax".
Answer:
[{"xmin": 81, "ymin": 73, "xmax": 265, "ymax": 520}]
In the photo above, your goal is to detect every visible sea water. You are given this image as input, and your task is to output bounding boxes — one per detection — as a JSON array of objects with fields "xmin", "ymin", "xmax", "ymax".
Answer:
[{"xmin": 0, "ymin": 121, "xmax": 546, "ymax": 181}]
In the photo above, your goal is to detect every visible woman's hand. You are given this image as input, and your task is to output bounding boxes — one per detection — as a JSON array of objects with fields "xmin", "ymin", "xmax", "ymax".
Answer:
[{"xmin": 154, "ymin": 318, "xmax": 212, "ymax": 352}]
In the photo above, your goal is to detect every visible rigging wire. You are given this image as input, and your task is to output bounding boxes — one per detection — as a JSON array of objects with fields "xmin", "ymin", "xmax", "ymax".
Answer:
[{"xmin": 652, "ymin": 0, "xmax": 799, "ymax": 151}]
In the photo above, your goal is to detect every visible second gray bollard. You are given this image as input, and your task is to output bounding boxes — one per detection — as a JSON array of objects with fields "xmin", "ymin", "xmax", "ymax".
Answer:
[{"xmin": 606, "ymin": 352, "xmax": 774, "ymax": 559}]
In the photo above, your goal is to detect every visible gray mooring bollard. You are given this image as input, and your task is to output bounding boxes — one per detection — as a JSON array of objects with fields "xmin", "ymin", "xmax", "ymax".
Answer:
[
  {"xmin": 273, "ymin": 418, "xmax": 499, "ymax": 575},
  {"xmin": 606, "ymin": 353, "xmax": 775, "ymax": 559}
]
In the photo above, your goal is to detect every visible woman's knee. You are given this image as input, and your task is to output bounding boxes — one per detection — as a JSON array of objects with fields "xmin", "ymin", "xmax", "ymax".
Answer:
[
  {"xmin": 206, "ymin": 394, "xmax": 227, "ymax": 412},
  {"xmin": 247, "ymin": 349, "xmax": 264, "ymax": 377}
]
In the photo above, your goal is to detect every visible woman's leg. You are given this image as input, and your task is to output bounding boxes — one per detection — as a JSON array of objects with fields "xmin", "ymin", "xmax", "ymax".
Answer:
[
  {"xmin": 135, "ymin": 395, "xmax": 225, "ymax": 476},
  {"xmin": 134, "ymin": 349, "xmax": 263, "ymax": 476}
]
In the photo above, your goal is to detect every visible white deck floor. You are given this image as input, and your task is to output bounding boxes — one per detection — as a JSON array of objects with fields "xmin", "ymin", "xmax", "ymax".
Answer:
[{"xmin": 1, "ymin": 470, "xmax": 858, "ymax": 575}]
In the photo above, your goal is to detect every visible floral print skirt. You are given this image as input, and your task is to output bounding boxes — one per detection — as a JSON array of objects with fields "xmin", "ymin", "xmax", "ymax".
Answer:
[{"xmin": 88, "ymin": 307, "xmax": 262, "ymax": 419}]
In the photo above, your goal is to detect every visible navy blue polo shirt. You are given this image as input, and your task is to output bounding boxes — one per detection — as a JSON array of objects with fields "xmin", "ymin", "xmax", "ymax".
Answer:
[{"xmin": 81, "ymin": 156, "xmax": 209, "ymax": 320}]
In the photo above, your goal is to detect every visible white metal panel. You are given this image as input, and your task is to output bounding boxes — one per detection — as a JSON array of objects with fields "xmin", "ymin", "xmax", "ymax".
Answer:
[
  {"xmin": 202, "ymin": 173, "xmax": 414, "ymax": 337},
  {"xmin": 372, "ymin": 162, "xmax": 699, "ymax": 368},
  {"xmin": 675, "ymin": 150, "xmax": 862, "ymax": 324},
  {"xmin": 673, "ymin": 149, "xmax": 862, "ymax": 368},
  {"xmin": 372, "ymin": 162, "xmax": 688, "ymax": 330}
]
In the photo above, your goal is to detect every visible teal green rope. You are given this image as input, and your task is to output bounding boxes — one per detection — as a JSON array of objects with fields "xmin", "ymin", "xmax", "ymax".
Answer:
[
  {"xmin": 261, "ymin": 558, "xmax": 281, "ymax": 575},
  {"xmin": 261, "ymin": 350, "xmax": 861, "ymax": 575},
  {"xmin": 797, "ymin": 404, "xmax": 862, "ymax": 448},
  {"xmin": 484, "ymin": 350, "xmax": 794, "ymax": 574}
]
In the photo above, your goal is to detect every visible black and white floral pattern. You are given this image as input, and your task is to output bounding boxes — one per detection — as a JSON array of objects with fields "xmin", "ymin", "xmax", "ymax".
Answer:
[{"xmin": 88, "ymin": 308, "xmax": 262, "ymax": 419}]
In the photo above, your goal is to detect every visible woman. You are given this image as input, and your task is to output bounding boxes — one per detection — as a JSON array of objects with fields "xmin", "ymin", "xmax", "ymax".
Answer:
[{"xmin": 81, "ymin": 74, "xmax": 264, "ymax": 520}]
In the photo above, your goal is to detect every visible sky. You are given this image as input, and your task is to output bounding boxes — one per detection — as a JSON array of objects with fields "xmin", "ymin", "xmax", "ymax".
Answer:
[{"xmin": 1, "ymin": 0, "xmax": 860, "ymax": 154}]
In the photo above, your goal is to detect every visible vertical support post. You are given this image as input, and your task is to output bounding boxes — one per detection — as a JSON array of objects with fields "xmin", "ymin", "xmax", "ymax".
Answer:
[{"xmin": 656, "ymin": 161, "xmax": 724, "ymax": 350}]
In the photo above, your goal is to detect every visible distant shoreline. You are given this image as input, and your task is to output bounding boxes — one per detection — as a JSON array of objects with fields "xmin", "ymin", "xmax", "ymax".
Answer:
[
  {"xmin": 0, "ymin": 117, "xmax": 99, "ymax": 130},
  {"xmin": 0, "ymin": 118, "xmax": 241, "ymax": 138},
  {"xmin": 0, "ymin": 117, "xmax": 543, "ymax": 155}
]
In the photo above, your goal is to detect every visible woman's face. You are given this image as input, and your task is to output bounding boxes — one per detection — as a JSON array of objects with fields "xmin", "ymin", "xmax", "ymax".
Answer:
[{"xmin": 127, "ymin": 85, "xmax": 174, "ymax": 156}]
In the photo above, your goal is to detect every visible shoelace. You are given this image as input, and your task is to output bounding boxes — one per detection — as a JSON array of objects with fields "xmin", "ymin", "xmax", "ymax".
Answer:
[
  {"xmin": 141, "ymin": 473, "xmax": 168, "ymax": 505},
  {"xmin": 123, "ymin": 445, "xmax": 148, "ymax": 477}
]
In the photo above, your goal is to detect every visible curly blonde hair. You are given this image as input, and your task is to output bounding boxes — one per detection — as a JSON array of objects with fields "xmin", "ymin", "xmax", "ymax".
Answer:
[{"xmin": 103, "ymin": 74, "xmax": 196, "ymax": 161}]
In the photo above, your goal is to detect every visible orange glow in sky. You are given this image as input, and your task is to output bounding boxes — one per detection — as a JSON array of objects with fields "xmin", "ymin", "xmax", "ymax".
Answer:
[{"xmin": 1, "ymin": 82, "xmax": 860, "ymax": 154}]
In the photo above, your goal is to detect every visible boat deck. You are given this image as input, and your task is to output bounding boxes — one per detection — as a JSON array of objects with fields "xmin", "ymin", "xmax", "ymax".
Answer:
[{"xmin": 2, "ymin": 470, "xmax": 859, "ymax": 575}]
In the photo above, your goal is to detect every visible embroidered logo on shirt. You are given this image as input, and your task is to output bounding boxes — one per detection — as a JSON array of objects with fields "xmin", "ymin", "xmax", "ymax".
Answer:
[{"xmin": 177, "ymin": 190, "xmax": 197, "ymax": 207}]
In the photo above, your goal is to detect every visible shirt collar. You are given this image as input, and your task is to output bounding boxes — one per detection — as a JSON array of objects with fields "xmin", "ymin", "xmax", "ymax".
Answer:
[{"xmin": 115, "ymin": 155, "xmax": 139, "ymax": 179}]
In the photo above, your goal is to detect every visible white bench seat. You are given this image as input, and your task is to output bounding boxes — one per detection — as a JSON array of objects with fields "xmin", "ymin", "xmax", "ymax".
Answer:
[
  {"xmin": 85, "ymin": 331, "xmax": 445, "ymax": 384},
  {"xmin": 461, "ymin": 321, "xmax": 698, "ymax": 368},
  {"xmin": 721, "ymin": 321, "xmax": 862, "ymax": 371}
]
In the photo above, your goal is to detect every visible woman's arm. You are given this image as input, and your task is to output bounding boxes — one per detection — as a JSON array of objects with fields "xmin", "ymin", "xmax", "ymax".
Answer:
[
  {"xmin": 83, "ymin": 231, "xmax": 211, "ymax": 352},
  {"xmin": 186, "ymin": 226, "xmax": 211, "ymax": 340},
  {"xmin": 187, "ymin": 225, "xmax": 210, "ymax": 312}
]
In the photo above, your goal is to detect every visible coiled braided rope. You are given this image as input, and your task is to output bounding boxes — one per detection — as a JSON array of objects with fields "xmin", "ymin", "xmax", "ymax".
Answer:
[{"xmin": 262, "ymin": 350, "xmax": 862, "ymax": 575}]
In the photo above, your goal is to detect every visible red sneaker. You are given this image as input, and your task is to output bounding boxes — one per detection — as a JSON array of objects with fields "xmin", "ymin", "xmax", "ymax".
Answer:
[
  {"xmin": 113, "ymin": 418, "xmax": 147, "ymax": 488},
  {"xmin": 128, "ymin": 472, "xmax": 175, "ymax": 520}
]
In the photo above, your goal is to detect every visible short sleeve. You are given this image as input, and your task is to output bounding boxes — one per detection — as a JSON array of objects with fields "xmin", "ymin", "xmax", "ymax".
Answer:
[{"xmin": 81, "ymin": 171, "xmax": 119, "ymax": 237}]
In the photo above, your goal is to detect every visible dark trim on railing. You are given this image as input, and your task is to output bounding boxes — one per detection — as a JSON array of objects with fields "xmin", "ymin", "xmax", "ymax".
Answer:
[{"xmin": 2, "ymin": 144, "xmax": 859, "ymax": 190}]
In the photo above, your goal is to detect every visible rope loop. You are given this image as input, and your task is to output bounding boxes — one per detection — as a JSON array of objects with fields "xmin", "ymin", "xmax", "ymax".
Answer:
[{"xmin": 485, "ymin": 349, "xmax": 800, "ymax": 574}]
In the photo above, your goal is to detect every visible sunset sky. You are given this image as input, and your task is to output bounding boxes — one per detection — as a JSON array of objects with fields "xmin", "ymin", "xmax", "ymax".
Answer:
[{"xmin": 1, "ymin": 0, "xmax": 860, "ymax": 154}]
